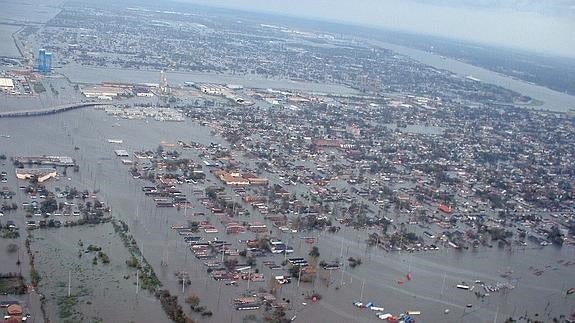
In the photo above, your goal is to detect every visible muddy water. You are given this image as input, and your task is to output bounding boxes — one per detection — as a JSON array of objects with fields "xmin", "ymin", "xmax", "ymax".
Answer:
[
  {"xmin": 0, "ymin": 109, "xmax": 574, "ymax": 323},
  {"xmin": 30, "ymin": 224, "xmax": 166, "ymax": 323}
]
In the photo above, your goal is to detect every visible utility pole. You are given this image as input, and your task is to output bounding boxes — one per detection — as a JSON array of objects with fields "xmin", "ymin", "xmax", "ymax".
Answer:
[
  {"xmin": 247, "ymin": 270, "xmax": 251, "ymax": 291},
  {"xmin": 68, "ymin": 270, "xmax": 71, "ymax": 297},
  {"xmin": 440, "ymin": 272, "xmax": 446, "ymax": 297},
  {"xmin": 297, "ymin": 266, "xmax": 303, "ymax": 289},
  {"xmin": 182, "ymin": 272, "xmax": 186, "ymax": 294},
  {"xmin": 340, "ymin": 264, "xmax": 345, "ymax": 287},
  {"xmin": 360, "ymin": 279, "xmax": 365, "ymax": 302}
]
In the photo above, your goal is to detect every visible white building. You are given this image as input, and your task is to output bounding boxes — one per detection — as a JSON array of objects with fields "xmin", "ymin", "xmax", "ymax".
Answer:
[{"xmin": 0, "ymin": 78, "xmax": 14, "ymax": 89}]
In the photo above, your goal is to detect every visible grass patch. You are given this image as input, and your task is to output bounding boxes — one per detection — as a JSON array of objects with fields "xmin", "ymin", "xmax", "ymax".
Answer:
[
  {"xmin": 0, "ymin": 274, "xmax": 26, "ymax": 294},
  {"xmin": 1, "ymin": 229, "xmax": 20, "ymax": 239},
  {"xmin": 32, "ymin": 82, "xmax": 46, "ymax": 93},
  {"xmin": 57, "ymin": 295, "xmax": 79, "ymax": 319},
  {"xmin": 31, "ymin": 268, "xmax": 41, "ymax": 286}
]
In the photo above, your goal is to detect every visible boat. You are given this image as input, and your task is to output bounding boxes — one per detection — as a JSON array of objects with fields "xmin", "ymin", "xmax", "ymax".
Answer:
[
  {"xmin": 236, "ymin": 305, "xmax": 260, "ymax": 311},
  {"xmin": 457, "ymin": 284, "xmax": 470, "ymax": 290},
  {"xmin": 567, "ymin": 287, "xmax": 574, "ymax": 295}
]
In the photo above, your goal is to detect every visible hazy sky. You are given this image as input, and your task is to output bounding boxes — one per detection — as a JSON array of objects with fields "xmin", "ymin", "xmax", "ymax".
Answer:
[{"xmin": 181, "ymin": 0, "xmax": 575, "ymax": 58}]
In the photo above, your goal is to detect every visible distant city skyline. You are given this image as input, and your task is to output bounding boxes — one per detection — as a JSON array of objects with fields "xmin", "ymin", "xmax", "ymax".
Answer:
[{"xmin": 180, "ymin": 0, "xmax": 575, "ymax": 58}]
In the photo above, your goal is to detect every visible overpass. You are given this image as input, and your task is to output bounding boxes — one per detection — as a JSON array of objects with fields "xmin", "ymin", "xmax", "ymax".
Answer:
[{"xmin": 0, "ymin": 102, "xmax": 109, "ymax": 118}]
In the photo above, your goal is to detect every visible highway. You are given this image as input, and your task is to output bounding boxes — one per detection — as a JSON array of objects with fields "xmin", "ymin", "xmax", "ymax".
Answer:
[{"xmin": 0, "ymin": 102, "xmax": 109, "ymax": 118}]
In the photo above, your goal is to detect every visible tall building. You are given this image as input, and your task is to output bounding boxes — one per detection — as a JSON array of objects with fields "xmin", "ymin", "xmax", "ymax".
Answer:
[
  {"xmin": 37, "ymin": 49, "xmax": 53, "ymax": 73},
  {"xmin": 38, "ymin": 49, "xmax": 46, "ymax": 72},
  {"xmin": 44, "ymin": 52, "xmax": 52, "ymax": 72}
]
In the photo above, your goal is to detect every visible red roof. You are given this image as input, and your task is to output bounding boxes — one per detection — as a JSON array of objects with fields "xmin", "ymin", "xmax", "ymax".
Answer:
[
  {"xmin": 7, "ymin": 304, "xmax": 22, "ymax": 315},
  {"xmin": 438, "ymin": 204, "xmax": 453, "ymax": 214}
]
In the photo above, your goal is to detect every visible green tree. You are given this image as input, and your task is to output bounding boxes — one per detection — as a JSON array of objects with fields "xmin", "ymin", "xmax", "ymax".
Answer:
[{"xmin": 309, "ymin": 246, "xmax": 320, "ymax": 258}]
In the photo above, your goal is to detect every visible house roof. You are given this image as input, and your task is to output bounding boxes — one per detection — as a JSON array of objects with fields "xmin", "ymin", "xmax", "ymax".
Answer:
[{"xmin": 7, "ymin": 304, "xmax": 22, "ymax": 315}]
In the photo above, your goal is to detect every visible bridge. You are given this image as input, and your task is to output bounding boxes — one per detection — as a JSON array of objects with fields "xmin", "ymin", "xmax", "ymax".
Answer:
[{"xmin": 0, "ymin": 102, "xmax": 109, "ymax": 118}]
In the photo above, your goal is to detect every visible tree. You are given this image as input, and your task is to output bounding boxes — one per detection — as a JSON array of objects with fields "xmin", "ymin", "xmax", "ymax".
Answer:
[
  {"xmin": 309, "ymin": 246, "xmax": 320, "ymax": 258},
  {"xmin": 40, "ymin": 197, "xmax": 58, "ymax": 214},
  {"xmin": 185, "ymin": 294, "xmax": 200, "ymax": 309},
  {"xmin": 548, "ymin": 226, "xmax": 564, "ymax": 246},
  {"xmin": 224, "ymin": 258, "xmax": 238, "ymax": 272}
]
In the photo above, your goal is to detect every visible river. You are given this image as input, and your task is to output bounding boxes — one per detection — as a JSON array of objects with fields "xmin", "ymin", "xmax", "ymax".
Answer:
[{"xmin": 367, "ymin": 39, "xmax": 575, "ymax": 113}]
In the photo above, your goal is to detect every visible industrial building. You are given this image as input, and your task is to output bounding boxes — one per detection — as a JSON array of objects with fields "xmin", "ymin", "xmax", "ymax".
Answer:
[
  {"xmin": 16, "ymin": 168, "xmax": 57, "ymax": 183},
  {"xmin": 81, "ymin": 85, "xmax": 127, "ymax": 98},
  {"xmin": 0, "ymin": 78, "xmax": 14, "ymax": 89}
]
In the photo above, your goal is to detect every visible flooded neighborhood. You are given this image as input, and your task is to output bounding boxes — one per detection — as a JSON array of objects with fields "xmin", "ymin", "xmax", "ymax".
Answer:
[{"xmin": 1, "ymin": 1, "xmax": 574, "ymax": 323}]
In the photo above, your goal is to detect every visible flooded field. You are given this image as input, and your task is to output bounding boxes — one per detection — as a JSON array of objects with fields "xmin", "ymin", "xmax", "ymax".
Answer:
[
  {"xmin": 0, "ymin": 108, "xmax": 573, "ymax": 323},
  {"xmin": 30, "ymin": 223, "xmax": 167, "ymax": 322}
]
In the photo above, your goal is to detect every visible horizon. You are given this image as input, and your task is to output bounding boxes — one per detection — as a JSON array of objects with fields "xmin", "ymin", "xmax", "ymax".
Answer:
[{"xmin": 176, "ymin": 0, "xmax": 575, "ymax": 59}]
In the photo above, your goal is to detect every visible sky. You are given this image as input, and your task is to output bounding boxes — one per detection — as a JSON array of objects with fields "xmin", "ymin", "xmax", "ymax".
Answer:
[{"xmin": 179, "ymin": 0, "xmax": 575, "ymax": 58}]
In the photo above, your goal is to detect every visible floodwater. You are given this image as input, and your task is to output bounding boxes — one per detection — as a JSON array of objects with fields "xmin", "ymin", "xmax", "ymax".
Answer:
[
  {"xmin": 0, "ymin": 109, "xmax": 573, "ymax": 323},
  {"xmin": 30, "ymin": 224, "xmax": 167, "ymax": 323},
  {"xmin": 0, "ymin": 0, "xmax": 62, "ymax": 24},
  {"xmin": 0, "ymin": 24, "xmax": 20, "ymax": 57},
  {"xmin": 0, "ymin": 2, "xmax": 573, "ymax": 320}
]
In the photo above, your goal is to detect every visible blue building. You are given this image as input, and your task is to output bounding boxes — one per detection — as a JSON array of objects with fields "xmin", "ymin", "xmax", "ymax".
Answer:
[
  {"xmin": 44, "ymin": 52, "xmax": 52, "ymax": 72},
  {"xmin": 37, "ymin": 49, "xmax": 52, "ymax": 73}
]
